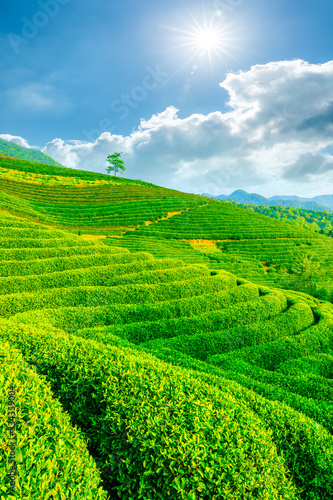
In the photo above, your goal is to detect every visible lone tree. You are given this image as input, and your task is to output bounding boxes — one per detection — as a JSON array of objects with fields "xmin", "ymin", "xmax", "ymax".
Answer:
[
  {"xmin": 291, "ymin": 254, "xmax": 328, "ymax": 300},
  {"xmin": 106, "ymin": 152, "xmax": 125, "ymax": 177}
]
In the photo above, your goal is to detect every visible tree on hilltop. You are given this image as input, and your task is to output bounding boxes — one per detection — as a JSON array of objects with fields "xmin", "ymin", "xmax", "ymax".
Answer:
[{"xmin": 106, "ymin": 152, "xmax": 125, "ymax": 177}]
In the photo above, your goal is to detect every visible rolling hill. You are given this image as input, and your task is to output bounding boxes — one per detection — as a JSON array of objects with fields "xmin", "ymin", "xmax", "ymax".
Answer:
[
  {"xmin": 223, "ymin": 200, "xmax": 333, "ymax": 237},
  {"xmin": 1, "ymin": 156, "xmax": 333, "ymax": 499},
  {"xmin": 0, "ymin": 137, "xmax": 64, "ymax": 168},
  {"xmin": 2, "ymin": 155, "xmax": 333, "ymax": 300}
]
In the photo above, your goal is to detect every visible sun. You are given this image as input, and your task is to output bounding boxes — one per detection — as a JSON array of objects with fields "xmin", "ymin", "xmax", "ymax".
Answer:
[
  {"xmin": 195, "ymin": 28, "xmax": 221, "ymax": 50},
  {"xmin": 178, "ymin": 20, "xmax": 228, "ymax": 62},
  {"xmin": 160, "ymin": 6, "xmax": 243, "ymax": 72}
]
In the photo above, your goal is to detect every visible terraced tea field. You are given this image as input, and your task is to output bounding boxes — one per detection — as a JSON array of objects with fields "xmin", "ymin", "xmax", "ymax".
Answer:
[
  {"xmin": 2, "ymin": 155, "xmax": 333, "ymax": 298},
  {"xmin": 0, "ymin": 156, "xmax": 205, "ymax": 237},
  {"xmin": 105, "ymin": 201, "xmax": 333, "ymax": 297},
  {"xmin": 1, "ymin": 157, "xmax": 333, "ymax": 499}
]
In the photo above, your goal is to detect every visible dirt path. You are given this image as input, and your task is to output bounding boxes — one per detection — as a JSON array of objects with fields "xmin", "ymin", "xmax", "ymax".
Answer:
[{"xmin": 144, "ymin": 210, "xmax": 185, "ymax": 226}]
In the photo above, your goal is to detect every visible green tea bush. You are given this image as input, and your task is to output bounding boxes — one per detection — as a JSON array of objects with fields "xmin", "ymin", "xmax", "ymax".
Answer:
[
  {"xmin": 140, "ymin": 299, "xmax": 314, "ymax": 361},
  {"xmin": 0, "ymin": 341, "xmax": 109, "ymax": 499},
  {"xmin": 2, "ymin": 159, "xmax": 333, "ymax": 499},
  {"xmin": 130, "ymin": 345, "xmax": 333, "ymax": 499},
  {"xmin": 0, "ymin": 243, "xmax": 116, "ymax": 266},
  {"xmin": 10, "ymin": 271, "xmax": 238, "ymax": 329},
  {"xmin": 207, "ymin": 302, "xmax": 333, "ymax": 373},
  {"xmin": 87, "ymin": 289, "xmax": 287, "ymax": 345},
  {"xmin": 0, "ymin": 318, "xmax": 300, "ymax": 500},
  {"xmin": 0, "ymin": 258, "xmax": 203, "ymax": 294},
  {"xmin": 275, "ymin": 352, "xmax": 333, "ymax": 379}
]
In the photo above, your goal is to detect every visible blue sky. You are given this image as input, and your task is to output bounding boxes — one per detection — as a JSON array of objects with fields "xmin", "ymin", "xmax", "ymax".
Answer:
[{"xmin": 1, "ymin": 0, "xmax": 333, "ymax": 197}]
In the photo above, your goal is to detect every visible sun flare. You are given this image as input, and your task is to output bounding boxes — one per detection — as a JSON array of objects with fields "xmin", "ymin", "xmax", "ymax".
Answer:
[
  {"xmin": 195, "ymin": 28, "xmax": 221, "ymax": 50},
  {"xmin": 160, "ymin": 6, "xmax": 243, "ymax": 71},
  {"xmin": 182, "ymin": 21, "xmax": 227, "ymax": 62}
]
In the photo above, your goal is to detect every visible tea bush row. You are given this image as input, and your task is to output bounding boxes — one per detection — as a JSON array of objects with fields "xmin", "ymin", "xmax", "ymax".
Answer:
[
  {"xmin": 0, "ymin": 259, "xmax": 208, "ymax": 295},
  {"xmin": 139, "ymin": 299, "xmax": 314, "ymax": 361},
  {"xmin": 207, "ymin": 301, "xmax": 333, "ymax": 377},
  {"xmin": 134, "ymin": 340, "xmax": 333, "ymax": 499},
  {"xmin": 217, "ymin": 237, "xmax": 330, "ymax": 268},
  {"xmin": 0, "ymin": 193, "xmax": 206, "ymax": 230},
  {"xmin": 276, "ymin": 352, "xmax": 333, "ymax": 379},
  {"xmin": 131, "ymin": 203, "xmax": 316, "ymax": 240},
  {"xmin": 1, "ymin": 270, "xmax": 237, "ymax": 318},
  {"xmin": 0, "ymin": 227, "xmax": 78, "ymax": 239},
  {"xmin": 104, "ymin": 235, "xmax": 212, "ymax": 266},
  {"xmin": 0, "ymin": 237, "xmax": 92, "ymax": 249},
  {"xmin": 0, "ymin": 318, "xmax": 302, "ymax": 500},
  {"xmin": 0, "ymin": 242, "xmax": 124, "ymax": 267},
  {"xmin": 27, "ymin": 199, "xmax": 201, "ymax": 213},
  {"xmin": 34, "ymin": 282, "xmax": 259, "ymax": 337},
  {"xmin": 0, "ymin": 155, "xmax": 156, "ymax": 185},
  {"xmin": 0, "ymin": 340, "xmax": 109, "ymax": 499},
  {"xmin": 55, "ymin": 288, "xmax": 287, "ymax": 345}
]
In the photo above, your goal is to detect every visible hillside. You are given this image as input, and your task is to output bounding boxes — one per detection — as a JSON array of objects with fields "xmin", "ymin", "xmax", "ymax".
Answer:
[
  {"xmin": 110, "ymin": 199, "xmax": 333, "ymax": 301},
  {"xmin": 0, "ymin": 156, "xmax": 206, "ymax": 237},
  {"xmin": 224, "ymin": 200, "xmax": 333, "ymax": 236},
  {"xmin": 1, "ymin": 158, "xmax": 333, "ymax": 499},
  {"xmin": 1, "ymin": 156, "xmax": 333, "ymax": 301},
  {"xmin": 0, "ymin": 137, "xmax": 64, "ymax": 167}
]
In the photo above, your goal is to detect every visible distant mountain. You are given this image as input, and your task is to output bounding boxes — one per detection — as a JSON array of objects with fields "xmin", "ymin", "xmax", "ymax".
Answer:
[
  {"xmin": 267, "ymin": 198, "xmax": 332, "ymax": 212},
  {"xmin": 219, "ymin": 189, "xmax": 270, "ymax": 205},
  {"xmin": 201, "ymin": 190, "xmax": 333, "ymax": 212},
  {"xmin": 0, "ymin": 138, "xmax": 64, "ymax": 168},
  {"xmin": 269, "ymin": 194, "xmax": 333, "ymax": 210},
  {"xmin": 202, "ymin": 193, "xmax": 220, "ymax": 198},
  {"xmin": 312, "ymin": 195, "xmax": 333, "ymax": 210},
  {"xmin": 269, "ymin": 195, "xmax": 308, "ymax": 201}
]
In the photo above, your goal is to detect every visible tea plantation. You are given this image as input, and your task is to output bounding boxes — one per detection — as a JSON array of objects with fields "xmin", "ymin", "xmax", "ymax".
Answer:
[{"xmin": 1, "ymin": 156, "xmax": 333, "ymax": 500}]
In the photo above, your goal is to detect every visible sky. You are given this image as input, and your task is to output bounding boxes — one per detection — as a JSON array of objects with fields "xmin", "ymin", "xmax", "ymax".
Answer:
[{"xmin": 1, "ymin": 0, "xmax": 333, "ymax": 197}]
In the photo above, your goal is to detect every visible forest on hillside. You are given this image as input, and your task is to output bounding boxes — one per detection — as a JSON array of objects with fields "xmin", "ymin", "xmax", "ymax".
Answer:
[
  {"xmin": 0, "ymin": 138, "xmax": 63, "ymax": 168},
  {"xmin": 225, "ymin": 200, "xmax": 333, "ymax": 237}
]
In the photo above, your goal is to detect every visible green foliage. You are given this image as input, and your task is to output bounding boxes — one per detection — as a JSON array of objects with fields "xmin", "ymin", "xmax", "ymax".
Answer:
[
  {"xmin": 0, "ymin": 155, "xmax": 157, "ymax": 186},
  {"xmin": 104, "ymin": 234, "xmax": 212, "ymax": 266},
  {"xmin": 132, "ymin": 201, "xmax": 315, "ymax": 240},
  {"xmin": 106, "ymin": 152, "xmax": 125, "ymax": 177},
  {"xmin": 0, "ymin": 342, "xmax": 109, "ymax": 499},
  {"xmin": 290, "ymin": 254, "xmax": 328, "ymax": 299},
  {"xmin": 2, "ymin": 159, "xmax": 333, "ymax": 498},
  {"xmin": 0, "ymin": 318, "xmax": 301, "ymax": 500},
  {"xmin": 229, "ymin": 200, "xmax": 333, "ymax": 236},
  {"xmin": 142, "ymin": 299, "xmax": 314, "ymax": 361},
  {"xmin": 0, "ymin": 138, "xmax": 64, "ymax": 167}
]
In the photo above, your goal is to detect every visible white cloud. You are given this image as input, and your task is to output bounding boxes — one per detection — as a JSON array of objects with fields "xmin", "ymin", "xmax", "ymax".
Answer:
[
  {"xmin": 0, "ymin": 133, "xmax": 33, "ymax": 149},
  {"xmin": 220, "ymin": 59, "xmax": 333, "ymax": 145},
  {"xmin": 7, "ymin": 59, "xmax": 333, "ymax": 197}
]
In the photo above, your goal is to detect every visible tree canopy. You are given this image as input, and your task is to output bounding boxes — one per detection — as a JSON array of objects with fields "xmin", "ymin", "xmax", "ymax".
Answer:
[{"xmin": 106, "ymin": 152, "xmax": 125, "ymax": 177}]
